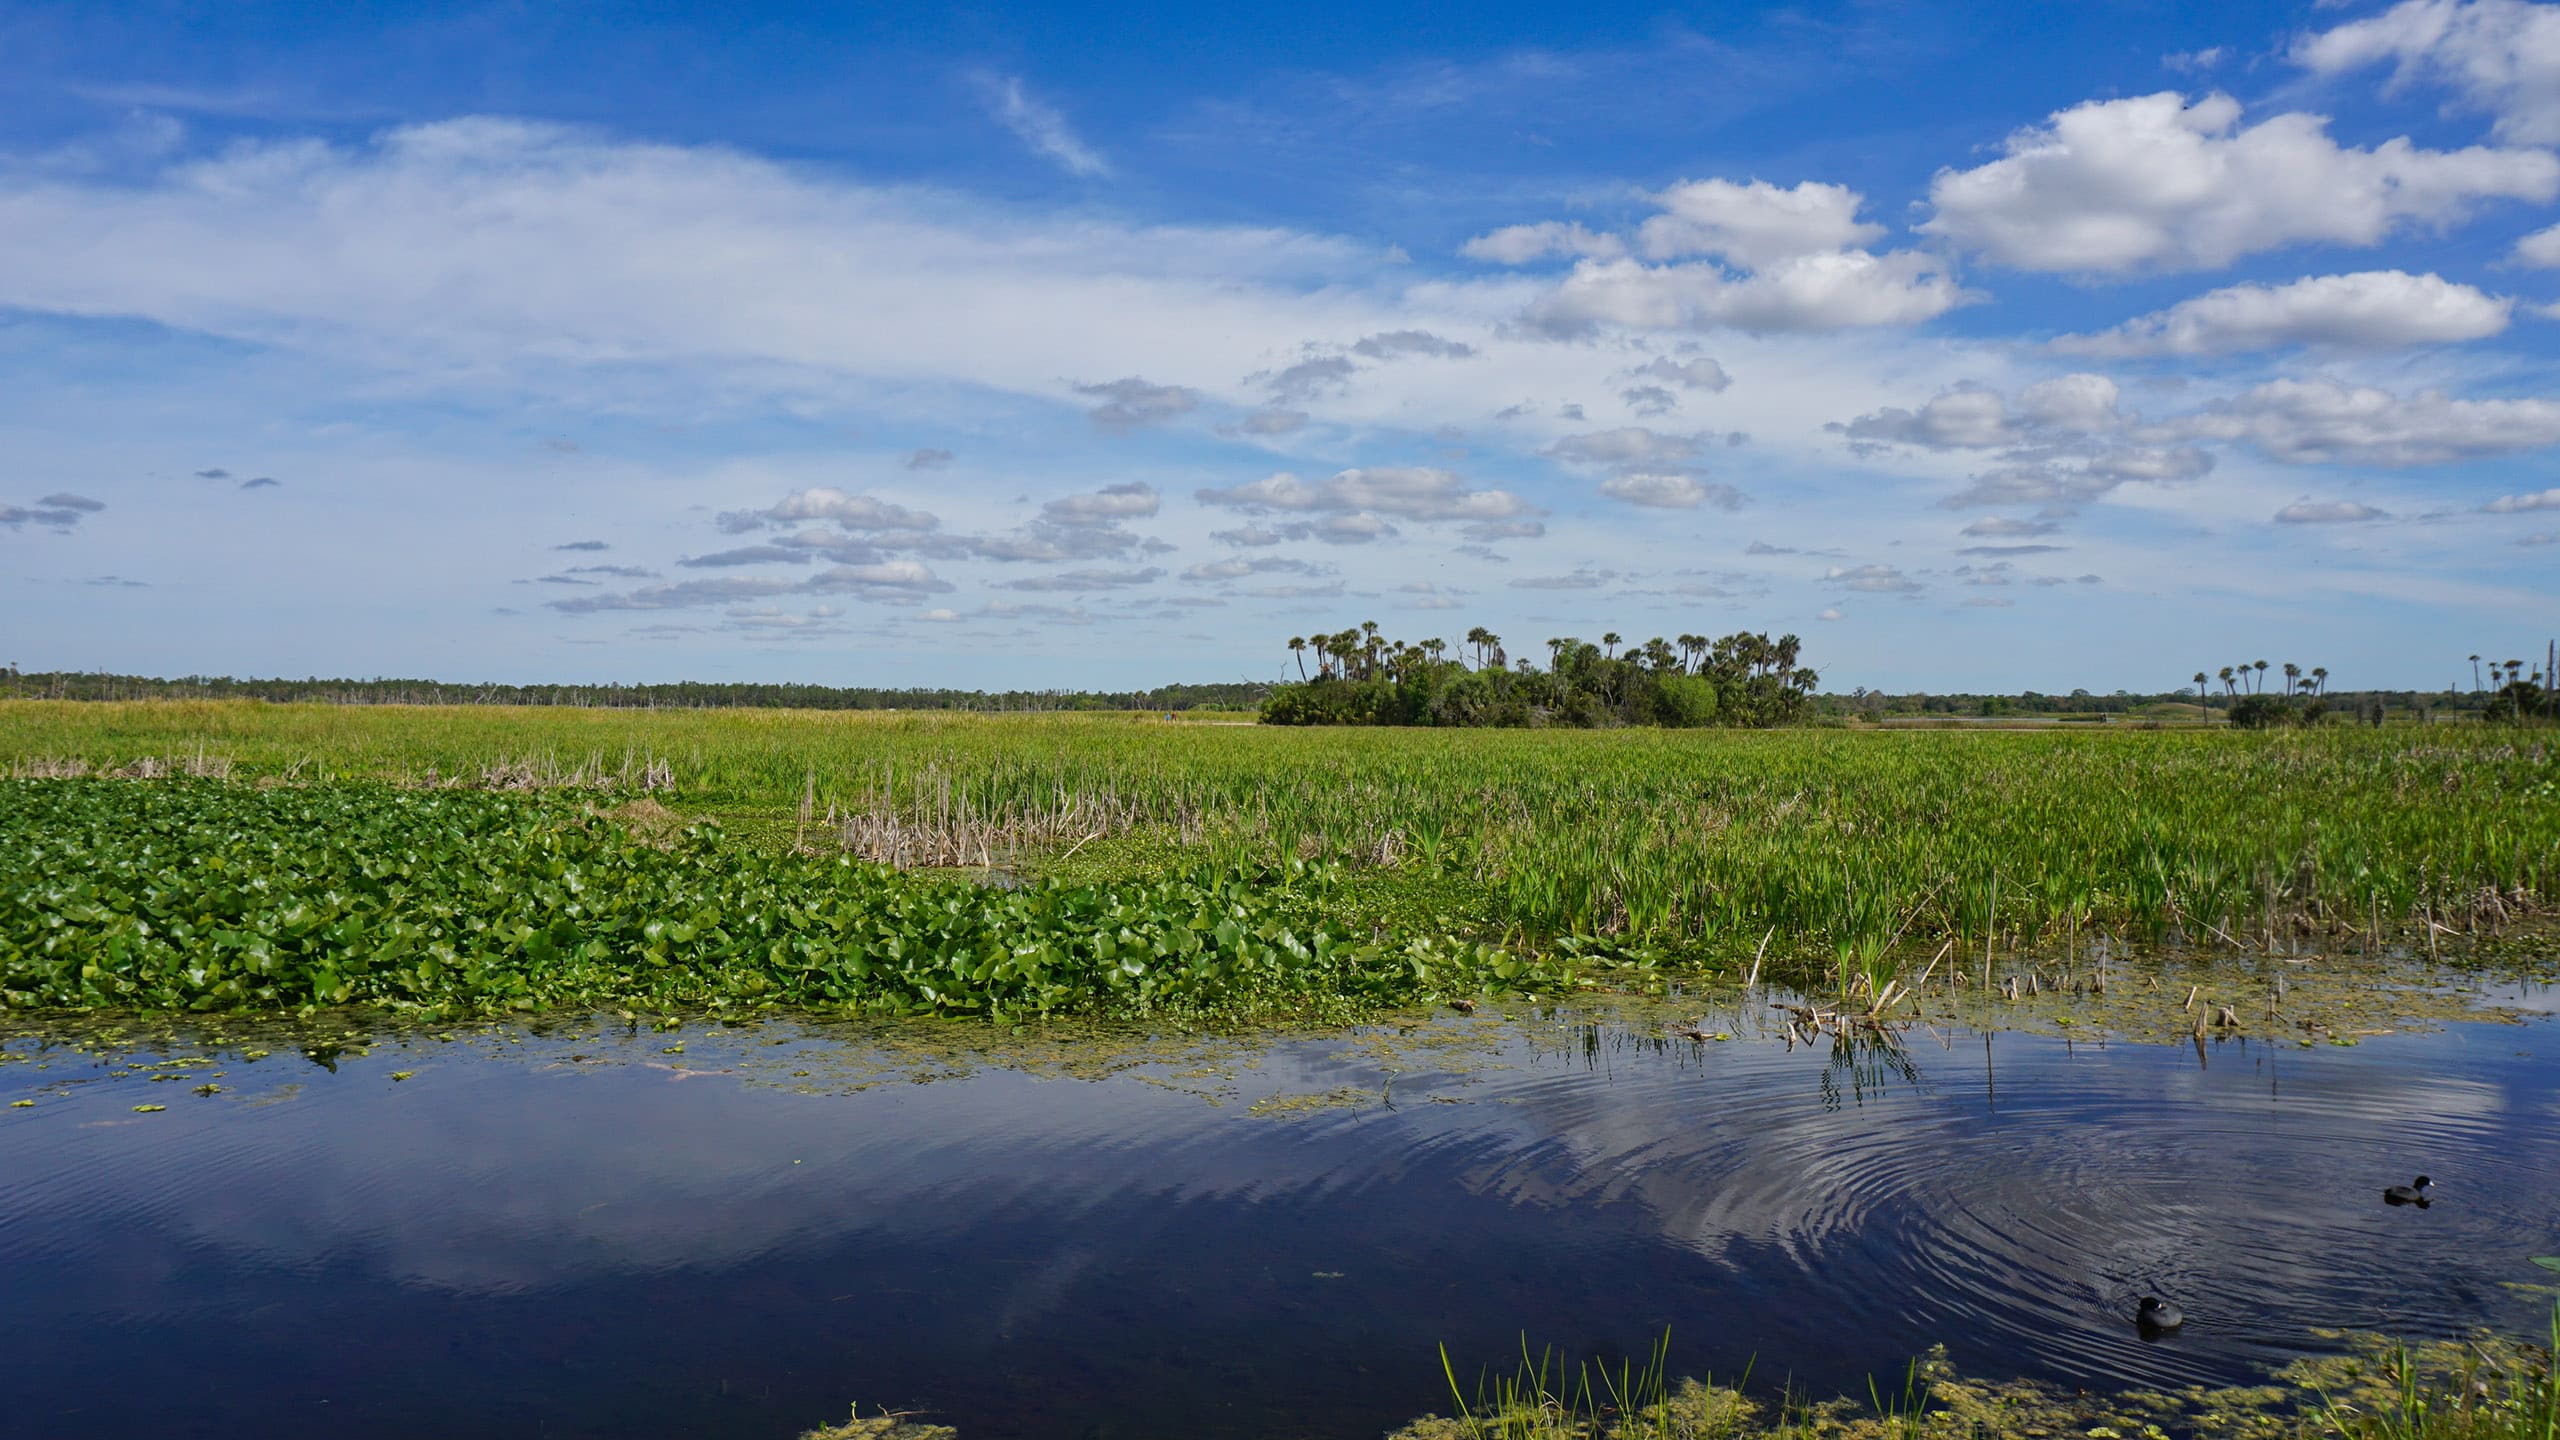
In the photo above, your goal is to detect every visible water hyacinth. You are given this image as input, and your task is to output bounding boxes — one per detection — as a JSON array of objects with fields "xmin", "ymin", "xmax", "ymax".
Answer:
[{"xmin": 0, "ymin": 780, "xmax": 1559, "ymax": 1020}]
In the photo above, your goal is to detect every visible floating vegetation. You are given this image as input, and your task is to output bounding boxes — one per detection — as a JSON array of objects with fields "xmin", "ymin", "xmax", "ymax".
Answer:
[{"xmin": 0, "ymin": 779, "xmax": 1560, "ymax": 1021}]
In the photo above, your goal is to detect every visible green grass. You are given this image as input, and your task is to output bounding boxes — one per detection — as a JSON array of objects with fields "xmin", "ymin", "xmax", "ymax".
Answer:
[{"xmin": 7, "ymin": 700, "xmax": 2553, "ymax": 976}]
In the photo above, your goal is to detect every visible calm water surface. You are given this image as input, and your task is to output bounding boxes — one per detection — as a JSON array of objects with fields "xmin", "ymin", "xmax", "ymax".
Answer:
[{"xmin": 3, "ymin": 997, "xmax": 2557, "ymax": 1440}]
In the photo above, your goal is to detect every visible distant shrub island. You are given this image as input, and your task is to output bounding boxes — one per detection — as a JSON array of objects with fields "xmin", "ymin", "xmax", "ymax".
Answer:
[{"xmin": 1260, "ymin": 624, "xmax": 1816, "ymax": 728}]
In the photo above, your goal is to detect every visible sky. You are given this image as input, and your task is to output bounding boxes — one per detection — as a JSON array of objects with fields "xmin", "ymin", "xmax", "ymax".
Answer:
[{"xmin": 3, "ymin": 0, "xmax": 2559, "ymax": 694}]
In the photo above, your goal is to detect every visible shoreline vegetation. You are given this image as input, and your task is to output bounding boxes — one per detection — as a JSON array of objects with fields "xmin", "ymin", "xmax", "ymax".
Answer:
[
  {"xmin": 801, "ymin": 1307, "xmax": 2560, "ymax": 1440},
  {"xmin": 3, "ymin": 700, "xmax": 2555, "ymax": 1021}
]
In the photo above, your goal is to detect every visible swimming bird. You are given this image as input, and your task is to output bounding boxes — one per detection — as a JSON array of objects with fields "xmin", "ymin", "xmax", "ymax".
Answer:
[
  {"xmin": 2383, "ymin": 1176, "xmax": 2432, "ymax": 1206},
  {"xmin": 2135, "ymin": 1297, "xmax": 2183, "ymax": 1334}
]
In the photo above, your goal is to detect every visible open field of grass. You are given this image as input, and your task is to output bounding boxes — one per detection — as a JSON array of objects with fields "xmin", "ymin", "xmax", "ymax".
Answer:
[{"xmin": 3, "ymin": 699, "xmax": 2556, "ymax": 1018}]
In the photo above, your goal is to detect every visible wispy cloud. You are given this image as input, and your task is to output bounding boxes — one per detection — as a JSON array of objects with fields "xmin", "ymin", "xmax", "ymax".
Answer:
[{"xmin": 976, "ymin": 73, "xmax": 1111, "ymax": 178}]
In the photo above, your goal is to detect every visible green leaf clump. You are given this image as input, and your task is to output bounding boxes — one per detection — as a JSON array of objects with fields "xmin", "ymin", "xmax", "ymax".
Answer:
[{"xmin": 0, "ymin": 779, "xmax": 1560, "ymax": 1022}]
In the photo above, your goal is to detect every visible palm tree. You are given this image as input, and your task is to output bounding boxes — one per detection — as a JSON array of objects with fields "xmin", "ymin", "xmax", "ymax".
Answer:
[
  {"xmin": 2282, "ymin": 662, "xmax": 2301, "ymax": 696},
  {"xmin": 1463, "ymin": 626, "xmax": 1492, "ymax": 669},
  {"xmin": 1602, "ymin": 631, "xmax": 1622, "ymax": 659},
  {"xmin": 2194, "ymin": 672, "xmax": 2209, "ymax": 710},
  {"xmin": 2311, "ymin": 666, "xmax": 2328, "ymax": 696},
  {"xmin": 1288, "ymin": 636, "xmax": 1308, "ymax": 681},
  {"xmin": 2253, "ymin": 660, "xmax": 2269, "ymax": 694},
  {"xmin": 2218, "ymin": 666, "xmax": 2236, "ymax": 698},
  {"xmin": 1546, "ymin": 637, "xmax": 1569, "ymax": 672},
  {"xmin": 2471, "ymin": 654, "xmax": 2483, "ymax": 692}
]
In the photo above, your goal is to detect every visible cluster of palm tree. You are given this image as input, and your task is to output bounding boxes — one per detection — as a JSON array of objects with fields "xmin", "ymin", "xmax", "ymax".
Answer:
[
  {"xmin": 2468, "ymin": 654, "xmax": 2541, "ymax": 693},
  {"xmin": 2192, "ymin": 661, "xmax": 2330, "ymax": 704},
  {"xmin": 1271, "ymin": 622, "xmax": 1819, "ymax": 728}
]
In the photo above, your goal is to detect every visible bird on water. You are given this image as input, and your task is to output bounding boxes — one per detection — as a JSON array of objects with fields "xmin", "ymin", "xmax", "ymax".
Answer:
[
  {"xmin": 2383, "ymin": 1176, "xmax": 2432, "ymax": 1207},
  {"xmin": 2136, "ymin": 1297, "xmax": 2183, "ymax": 1334}
]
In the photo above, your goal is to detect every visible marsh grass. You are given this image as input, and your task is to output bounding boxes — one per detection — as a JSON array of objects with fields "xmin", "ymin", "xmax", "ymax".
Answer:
[{"xmin": 4, "ymin": 702, "xmax": 2555, "ymax": 976}]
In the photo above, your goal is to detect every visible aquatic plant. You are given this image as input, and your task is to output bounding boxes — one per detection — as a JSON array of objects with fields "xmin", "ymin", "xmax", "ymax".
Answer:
[{"xmin": 0, "ymin": 780, "xmax": 1564, "ymax": 1020}]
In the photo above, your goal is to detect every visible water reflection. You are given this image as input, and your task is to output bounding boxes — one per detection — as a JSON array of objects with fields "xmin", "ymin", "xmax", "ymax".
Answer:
[{"xmin": 1, "ymin": 999, "xmax": 2555, "ymax": 1440}]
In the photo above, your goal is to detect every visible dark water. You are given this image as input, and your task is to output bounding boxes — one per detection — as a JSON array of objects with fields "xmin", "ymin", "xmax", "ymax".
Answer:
[{"xmin": 4, "ymin": 996, "xmax": 2558, "ymax": 1440}]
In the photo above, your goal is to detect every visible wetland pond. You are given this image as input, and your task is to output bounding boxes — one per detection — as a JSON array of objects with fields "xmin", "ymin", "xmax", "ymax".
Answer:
[{"xmin": 4, "ymin": 975, "xmax": 2559, "ymax": 1440}]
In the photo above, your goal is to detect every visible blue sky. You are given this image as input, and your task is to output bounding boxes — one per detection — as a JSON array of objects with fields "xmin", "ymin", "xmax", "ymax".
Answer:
[{"xmin": 5, "ymin": 0, "xmax": 2559, "ymax": 692}]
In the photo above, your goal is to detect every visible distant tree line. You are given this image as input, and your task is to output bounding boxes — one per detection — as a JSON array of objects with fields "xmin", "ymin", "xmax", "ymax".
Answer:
[
  {"xmin": 0, "ymin": 668, "xmax": 1270, "ymax": 713},
  {"xmin": 1260, "ymin": 624, "xmax": 1816, "ymax": 728}
]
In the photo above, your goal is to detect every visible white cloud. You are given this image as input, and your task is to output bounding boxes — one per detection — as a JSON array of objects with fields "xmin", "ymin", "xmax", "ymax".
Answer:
[
  {"xmin": 2293, "ymin": 0, "xmax": 2560, "ymax": 145},
  {"xmin": 1837, "ymin": 376, "xmax": 2126, "ymax": 450},
  {"xmin": 720, "ymin": 488, "xmax": 940, "ymax": 534},
  {"xmin": 2163, "ymin": 378, "xmax": 2560, "ymax": 464},
  {"xmin": 1543, "ymin": 427, "xmax": 1714, "ymax": 467},
  {"xmin": 1822, "ymin": 563, "xmax": 1922, "ymax": 594},
  {"xmin": 1922, "ymin": 91, "xmax": 2559, "ymax": 272},
  {"xmin": 977, "ymin": 74, "xmax": 1111, "ymax": 177},
  {"xmin": 2275, "ymin": 499, "xmax": 2393, "ymax": 524},
  {"xmin": 1520, "ymin": 248, "xmax": 1972, "ymax": 336},
  {"xmin": 1040, "ymin": 481, "xmax": 1159, "ymax": 526},
  {"xmin": 1076, "ymin": 377, "xmax": 1199, "ymax": 430},
  {"xmin": 0, "ymin": 120, "xmax": 1401, "ymax": 417},
  {"xmin": 1622, "ymin": 355, "xmax": 1731, "ymax": 392},
  {"xmin": 2485, "ymin": 487, "xmax": 2560, "ymax": 511},
  {"xmin": 1194, "ymin": 466, "xmax": 1533, "ymax": 523},
  {"xmin": 1598, "ymin": 472, "xmax": 1740, "ymax": 508},
  {"xmin": 2056, "ymin": 271, "xmax": 2512, "ymax": 355},
  {"xmin": 1459, "ymin": 221, "xmax": 1627, "ymax": 264},
  {"xmin": 2519, "ymin": 223, "xmax": 2560, "ymax": 265},
  {"xmin": 1634, "ymin": 179, "xmax": 1886, "ymax": 267}
]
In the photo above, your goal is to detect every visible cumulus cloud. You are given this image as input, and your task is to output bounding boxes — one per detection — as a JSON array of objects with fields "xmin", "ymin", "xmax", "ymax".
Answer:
[
  {"xmin": 1040, "ymin": 481, "xmax": 1158, "ymax": 527},
  {"xmin": 1257, "ymin": 354, "xmax": 1358, "ymax": 404},
  {"xmin": 1621, "ymin": 355, "xmax": 1731, "ymax": 392},
  {"xmin": 1350, "ymin": 329, "xmax": 1475, "ymax": 360},
  {"xmin": 192, "ymin": 468, "xmax": 230, "ymax": 480},
  {"xmin": 2275, "ymin": 499, "xmax": 2392, "ymax": 524},
  {"xmin": 1621, "ymin": 385, "xmax": 1678, "ymax": 416},
  {"xmin": 1835, "ymin": 376, "xmax": 2219, "ymax": 507},
  {"xmin": 1474, "ymin": 178, "xmax": 1970, "ymax": 336},
  {"xmin": 238, "ymin": 476, "xmax": 280, "ymax": 490},
  {"xmin": 553, "ymin": 540, "xmax": 610, "ymax": 551},
  {"xmin": 1635, "ymin": 179, "xmax": 1886, "ymax": 267},
  {"xmin": 2161, "ymin": 379, "xmax": 2560, "ymax": 464},
  {"xmin": 2293, "ymin": 0, "xmax": 2560, "ymax": 145},
  {"xmin": 1837, "ymin": 375, "xmax": 2128, "ymax": 450},
  {"xmin": 2485, "ymin": 487, "xmax": 2560, "ymax": 511},
  {"xmin": 1543, "ymin": 427, "xmax": 1714, "ymax": 467},
  {"xmin": 1922, "ymin": 91, "xmax": 2558, "ymax": 272},
  {"xmin": 1076, "ymin": 377, "xmax": 1199, "ymax": 430},
  {"xmin": 904, "ymin": 448, "xmax": 954, "ymax": 470},
  {"xmin": 1460, "ymin": 221, "xmax": 1627, "ymax": 264},
  {"xmin": 1, "ymin": 492, "xmax": 105, "ymax": 529},
  {"xmin": 804, "ymin": 560, "xmax": 952, "ymax": 596},
  {"xmin": 718, "ymin": 488, "xmax": 939, "ymax": 534},
  {"xmin": 976, "ymin": 73, "xmax": 1110, "ymax": 177},
  {"xmin": 1598, "ymin": 472, "xmax": 1742, "ymax": 509},
  {"xmin": 1520, "ymin": 248, "xmax": 1972, "ymax": 336},
  {"xmin": 1195, "ymin": 466, "xmax": 1533, "ymax": 524},
  {"xmin": 2056, "ymin": 271, "xmax": 2512, "ymax": 355},
  {"xmin": 1822, "ymin": 563, "xmax": 1923, "ymax": 594},
  {"xmin": 2518, "ymin": 223, "xmax": 2560, "ymax": 266}
]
